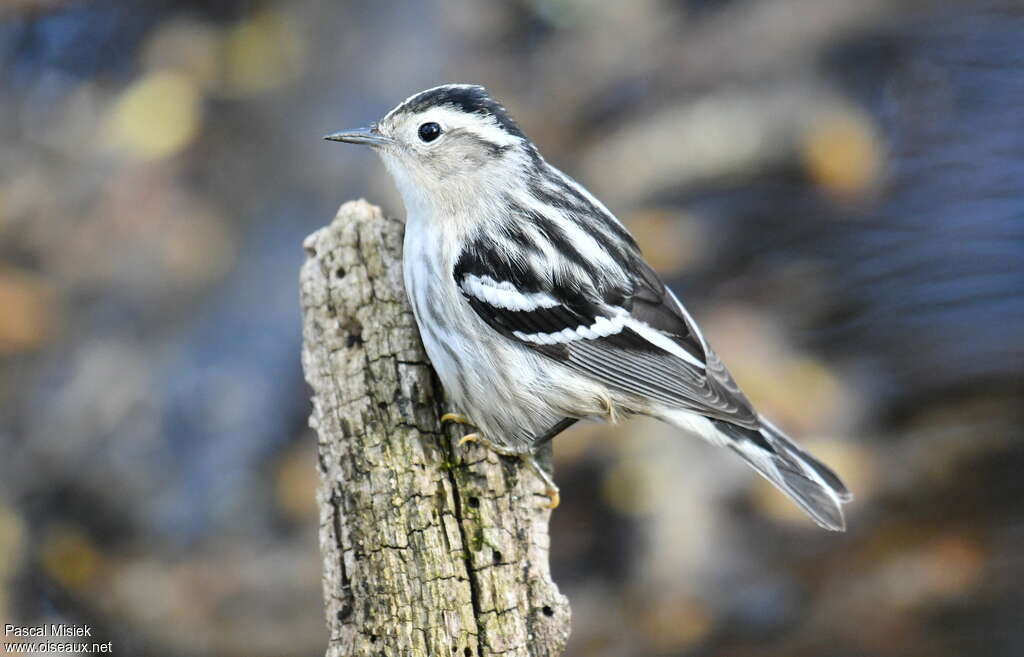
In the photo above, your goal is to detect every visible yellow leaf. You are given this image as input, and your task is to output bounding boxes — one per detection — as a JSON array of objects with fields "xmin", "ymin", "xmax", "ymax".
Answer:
[
  {"xmin": 0, "ymin": 265, "xmax": 58, "ymax": 354},
  {"xmin": 802, "ymin": 111, "xmax": 884, "ymax": 197},
  {"xmin": 105, "ymin": 71, "xmax": 202, "ymax": 160},
  {"xmin": 221, "ymin": 10, "xmax": 305, "ymax": 96},
  {"xmin": 41, "ymin": 527, "xmax": 102, "ymax": 591}
]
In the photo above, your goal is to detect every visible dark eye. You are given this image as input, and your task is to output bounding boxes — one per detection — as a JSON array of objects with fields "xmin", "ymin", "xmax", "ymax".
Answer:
[{"xmin": 418, "ymin": 122, "xmax": 442, "ymax": 143}]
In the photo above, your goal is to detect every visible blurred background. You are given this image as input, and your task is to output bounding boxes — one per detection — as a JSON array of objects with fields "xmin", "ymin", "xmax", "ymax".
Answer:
[{"xmin": 1, "ymin": 0, "xmax": 1022, "ymax": 655}]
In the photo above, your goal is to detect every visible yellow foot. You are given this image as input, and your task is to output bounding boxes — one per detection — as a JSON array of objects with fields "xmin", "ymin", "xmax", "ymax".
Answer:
[
  {"xmin": 441, "ymin": 413, "xmax": 472, "ymax": 425},
  {"xmin": 457, "ymin": 432, "xmax": 480, "ymax": 448},
  {"xmin": 544, "ymin": 488, "xmax": 561, "ymax": 510}
]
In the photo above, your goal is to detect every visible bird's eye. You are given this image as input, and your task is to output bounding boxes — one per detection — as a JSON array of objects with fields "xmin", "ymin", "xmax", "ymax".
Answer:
[{"xmin": 418, "ymin": 122, "xmax": 442, "ymax": 143}]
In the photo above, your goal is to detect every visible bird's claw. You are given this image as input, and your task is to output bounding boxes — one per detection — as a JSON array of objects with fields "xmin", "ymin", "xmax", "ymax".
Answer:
[
  {"xmin": 543, "ymin": 487, "xmax": 561, "ymax": 510},
  {"xmin": 457, "ymin": 432, "xmax": 480, "ymax": 447},
  {"xmin": 441, "ymin": 412, "xmax": 472, "ymax": 425}
]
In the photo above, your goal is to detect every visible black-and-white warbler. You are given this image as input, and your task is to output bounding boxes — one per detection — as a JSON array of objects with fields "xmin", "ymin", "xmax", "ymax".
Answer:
[{"xmin": 327, "ymin": 84, "xmax": 851, "ymax": 530}]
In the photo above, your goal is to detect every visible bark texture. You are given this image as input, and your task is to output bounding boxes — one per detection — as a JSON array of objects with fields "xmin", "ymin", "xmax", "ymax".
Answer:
[{"xmin": 300, "ymin": 200, "xmax": 571, "ymax": 657}]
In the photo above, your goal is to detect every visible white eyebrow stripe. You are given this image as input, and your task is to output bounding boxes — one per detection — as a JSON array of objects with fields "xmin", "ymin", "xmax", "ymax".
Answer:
[
  {"xmin": 461, "ymin": 274, "xmax": 560, "ymax": 311},
  {"xmin": 428, "ymin": 106, "xmax": 518, "ymax": 148}
]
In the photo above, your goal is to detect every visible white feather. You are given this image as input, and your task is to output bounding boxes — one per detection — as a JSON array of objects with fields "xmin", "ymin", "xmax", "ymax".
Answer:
[
  {"xmin": 462, "ymin": 273, "xmax": 559, "ymax": 311},
  {"xmin": 623, "ymin": 318, "xmax": 706, "ymax": 368}
]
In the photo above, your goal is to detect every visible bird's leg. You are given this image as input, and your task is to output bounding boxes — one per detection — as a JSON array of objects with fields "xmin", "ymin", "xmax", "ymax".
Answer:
[
  {"xmin": 512, "ymin": 417, "xmax": 577, "ymax": 509},
  {"xmin": 524, "ymin": 454, "xmax": 560, "ymax": 509},
  {"xmin": 531, "ymin": 417, "xmax": 578, "ymax": 449},
  {"xmin": 441, "ymin": 412, "xmax": 473, "ymax": 426}
]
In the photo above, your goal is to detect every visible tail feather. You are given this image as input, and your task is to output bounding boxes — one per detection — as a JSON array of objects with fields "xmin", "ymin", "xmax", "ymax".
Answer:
[
  {"xmin": 759, "ymin": 417, "xmax": 853, "ymax": 503},
  {"xmin": 715, "ymin": 417, "xmax": 851, "ymax": 531}
]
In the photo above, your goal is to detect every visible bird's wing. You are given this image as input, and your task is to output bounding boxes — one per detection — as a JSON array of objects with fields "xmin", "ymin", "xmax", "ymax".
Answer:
[{"xmin": 454, "ymin": 234, "xmax": 760, "ymax": 429}]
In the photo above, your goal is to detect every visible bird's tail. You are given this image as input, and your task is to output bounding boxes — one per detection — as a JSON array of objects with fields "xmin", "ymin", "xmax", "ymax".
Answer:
[{"xmin": 713, "ymin": 416, "xmax": 852, "ymax": 531}]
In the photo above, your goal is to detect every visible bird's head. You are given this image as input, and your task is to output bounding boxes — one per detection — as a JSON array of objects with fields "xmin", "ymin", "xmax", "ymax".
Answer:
[{"xmin": 326, "ymin": 84, "xmax": 534, "ymax": 212}]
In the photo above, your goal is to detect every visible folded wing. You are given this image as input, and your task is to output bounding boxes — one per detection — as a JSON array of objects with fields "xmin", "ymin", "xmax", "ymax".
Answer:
[{"xmin": 454, "ymin": 236, "xmax": 759, "ymax": 429}]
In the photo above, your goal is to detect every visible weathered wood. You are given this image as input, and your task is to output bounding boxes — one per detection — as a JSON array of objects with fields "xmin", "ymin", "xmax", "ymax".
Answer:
[{"xmin": 300, "ymin": 200, "xmax": 570, "ymax": 657}]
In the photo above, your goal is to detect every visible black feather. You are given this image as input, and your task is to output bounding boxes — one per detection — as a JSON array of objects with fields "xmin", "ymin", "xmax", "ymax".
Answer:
[{"xmin": 392, "ymin": 84, "xmax": 526, "ymax": 139}]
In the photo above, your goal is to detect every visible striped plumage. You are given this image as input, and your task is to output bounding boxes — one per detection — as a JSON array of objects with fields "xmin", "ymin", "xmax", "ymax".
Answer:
[{"xmin": 326, "ymin": 84, "xmax": 851, "ymax": 530}]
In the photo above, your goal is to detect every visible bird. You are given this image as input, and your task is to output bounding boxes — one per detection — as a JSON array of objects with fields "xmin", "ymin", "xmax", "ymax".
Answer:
[{"xmin": 325, "ymin": 84, "xmax": 852, "ymax": 530}]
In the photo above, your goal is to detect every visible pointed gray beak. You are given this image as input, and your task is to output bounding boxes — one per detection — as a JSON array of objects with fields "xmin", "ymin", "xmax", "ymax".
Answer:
[{"xmin": 324, "ymin": 127, "xmax": 392, "ymax": 147}]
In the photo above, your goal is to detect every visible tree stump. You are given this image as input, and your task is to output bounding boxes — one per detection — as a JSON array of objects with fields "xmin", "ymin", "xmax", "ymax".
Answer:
[{"xmin": 300, "ymin": 200, "xmax": 570, "ymax": 657}]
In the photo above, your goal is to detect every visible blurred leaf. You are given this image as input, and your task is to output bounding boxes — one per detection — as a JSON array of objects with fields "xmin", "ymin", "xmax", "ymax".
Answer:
[
  {"xmin": 603, "ymin": 459, "xmax": 656, "ymax": 516},
  {"xmin": 770, "ymin": 356, "xmax": 844, "ymax": 428},
  {"xmin": 0, "ymin": 502, "xmax": 21, "ymax": 627},
  {"xmin": 802, "ymin": 109, "xmax": 884, "ymax": 198},
  {"xmin": 275, "ymin": 442, "xmax": 318, "ymax": 521},
  {"xmin": 703, "ymin": 305, "xmax": 850, "ymax": 432},
  {"xmin": 0, "ymin": 265, "xmax": 58, "ymax": 354},
  {"xmin": 105, "ymin": 71, "xmax": 203, "ymax": 161},
  {"xmin": 41, "ymin": 526, "xmax": 103, "ymax": 591},
  {"xmin": 0, "ymin": 502, "xmax": 25, "ymax": 582},
  {"xmin": 143, "ymin": 18, "xmax": 222, "ymax": 89},
  {"xmin": 626, "ymin": 208, "xmax": 707, "ymax": 276},
  {"xmin": 221, "ymin": 10, "xmax": 306, "ymax": 97},
  {"xmin": 924, "ymin": 534, "xmax": 984, "ymax": 597},
  {"xmin": 638, "ymin": 597, "xmax": 714, "ymax": 652},
  {"xmin": 162, "ymin": 208, "xmax": 236, "ymax": 287}
]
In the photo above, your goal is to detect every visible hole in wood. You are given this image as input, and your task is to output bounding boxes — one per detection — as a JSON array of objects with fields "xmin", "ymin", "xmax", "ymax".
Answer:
[{"xmin": 344, "ymin": 320, "xmax": 363, "ymax": 348}]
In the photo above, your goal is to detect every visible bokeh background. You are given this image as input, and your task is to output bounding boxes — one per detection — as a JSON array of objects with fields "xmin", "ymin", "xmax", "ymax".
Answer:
[{"xmin": 1, "ymin": 0, "xmax": 1022, "ymax": 655}]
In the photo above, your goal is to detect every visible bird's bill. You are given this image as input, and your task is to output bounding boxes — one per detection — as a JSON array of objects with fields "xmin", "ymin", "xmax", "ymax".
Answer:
[{"xmin": 323, "ymin": 127, "xmax": 392, "ymax": 147}]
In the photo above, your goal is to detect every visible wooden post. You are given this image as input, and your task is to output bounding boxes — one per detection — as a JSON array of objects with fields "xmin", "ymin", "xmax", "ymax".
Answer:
[{"xmin": 300, "ymin": 200, "xmax": 570, "ymax": 657}]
